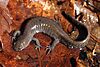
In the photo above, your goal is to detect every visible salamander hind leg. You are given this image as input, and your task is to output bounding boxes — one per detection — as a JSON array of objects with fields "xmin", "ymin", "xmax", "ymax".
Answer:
[
  {"xmin": 32, "ymin": 38, "xmax": 42, "ymax": 51},
  {"xmin": 46, "ymin": 39, "xmax": 59, "ymax": 55}
]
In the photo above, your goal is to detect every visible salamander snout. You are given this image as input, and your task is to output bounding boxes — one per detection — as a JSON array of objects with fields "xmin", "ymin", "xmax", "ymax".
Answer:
[{"xmin": 13, "ymin": 42, "xmax": 25, "ymax": 51}]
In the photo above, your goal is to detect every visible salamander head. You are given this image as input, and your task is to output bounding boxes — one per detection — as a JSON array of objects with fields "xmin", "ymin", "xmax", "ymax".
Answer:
[{"xmin": 13, "ymin": 40, "xmax": 26, "ymax": 51}]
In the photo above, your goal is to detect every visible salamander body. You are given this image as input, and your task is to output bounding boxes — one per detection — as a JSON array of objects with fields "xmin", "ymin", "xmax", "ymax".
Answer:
[{"xmin": 13, "ymin": 12, "xmax": 90, "ymax": 53}]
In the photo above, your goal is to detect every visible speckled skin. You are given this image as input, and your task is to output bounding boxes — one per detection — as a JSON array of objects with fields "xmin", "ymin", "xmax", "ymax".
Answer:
[{"xmin": 13, "ymin": 13, "xmax": 90, "ymax": 51}]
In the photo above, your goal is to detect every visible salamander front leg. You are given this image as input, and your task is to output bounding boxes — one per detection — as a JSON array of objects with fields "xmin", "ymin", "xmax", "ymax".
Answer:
[
  {"xmin": 12, "ymin": 30, "xmax": 21, "ymax": 42},
  {"xmin": 46, "ymin": 39, "xmax": 59, "ymax": 55},
  {"xmin": 32, "ymin": 38, "xmax": 42, "ymax": 51}
]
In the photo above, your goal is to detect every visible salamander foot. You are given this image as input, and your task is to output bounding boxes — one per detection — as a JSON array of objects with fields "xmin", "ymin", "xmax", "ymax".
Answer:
[
  {"xmin": 32, "ymin": 38, "xmax": 42, "ymax": 51},
  {"xmin": 46, "ymin": 39, "xmax": 59, "ymax": 55},
  {"xmin": 35, "ymin": 45, "xmax": 42, "ymax": 51},
  {"xmin": 12, "ymin": 30, "xmax": 21, "ymax": 41},
  {"xmin": 46, "ymin": 45, "xmax": 52, "ymax": 55}
]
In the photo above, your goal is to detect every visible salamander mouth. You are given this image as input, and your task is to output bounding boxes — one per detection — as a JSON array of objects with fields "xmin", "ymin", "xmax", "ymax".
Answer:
[
  {"xmin": 13, "ymin": 43, "xmax": 24, "ymax": 51},
  {"xmin": 13, "ymin": 46, "xmax": 22, "ymax": 51}
]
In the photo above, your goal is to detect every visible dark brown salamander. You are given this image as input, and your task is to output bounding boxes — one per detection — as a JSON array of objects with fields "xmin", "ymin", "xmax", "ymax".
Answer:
[{"xmin": 13, "ymin": 12, "xmax": 90, "ymax": 54}]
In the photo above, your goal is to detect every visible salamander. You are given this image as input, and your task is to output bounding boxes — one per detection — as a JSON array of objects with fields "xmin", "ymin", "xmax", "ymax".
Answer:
[{"xmin": 13, "ymin": 11, "xmax": 90, "ymax": 54}]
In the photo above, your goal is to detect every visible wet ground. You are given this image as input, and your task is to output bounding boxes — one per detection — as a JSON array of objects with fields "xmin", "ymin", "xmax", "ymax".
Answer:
[{"xmin": 0, "ymin": 0, "xmax": 99, "ymax": 67}]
